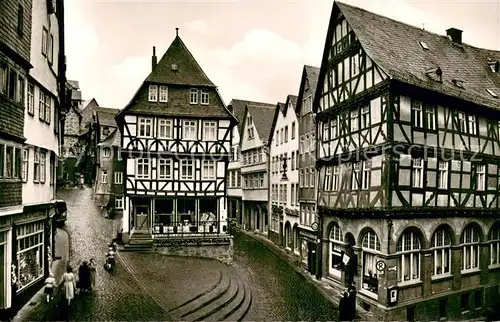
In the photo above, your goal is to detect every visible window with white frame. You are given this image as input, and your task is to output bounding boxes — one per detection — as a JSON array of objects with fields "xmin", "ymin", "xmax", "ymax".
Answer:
[
  {"xmin": 490, "ymin": 223, "xmax": 500, "ymax": 266},
  {"xmin": 362, "ymin": 160, "xmax": 371, "ymax": 190},
  {"xmin": 324, "ymin": 166, "xmax": 332, "ymax": 191},
  {"xmin": 148, "ymin": 85, "xmax": 158, "ymax": 102},
  {"xmin": 469, "ymin": 115, "xmax": 476, "ymax": 135},
  {"xmin": 425, "ymin": 105, "xmax": 436, "ymax": 130},
  {"xmin": 291, "ymin": 122, "xmax": 296, "ymax": 139},
  {"xmin": 330, "ymin": 119, "xmax": 338, "ymax": 138},
  {"xmin": 361, "ymin": 105, "xmax": 370, "ymax": 129},
  {"xmin": 115, "ymin": 196, "xmax": 123, "ymax": 209},
  {"xmin": 362, "ymin": 230, "xmax": 380, "ymax": 297},
  {"xmin": 180, "ymin": 159, "xmax": 194, "ymax": 180},
  {"xmin": 299, "ymin": 169, "xmax": 304, "ymax": 188},
  {"xmin": 114, "ymin": 171, "xmax": 123, "ymax": 184},
  {"xmin": 202, "ymin": 160, "xmax": 216, "ymax": 180},
  {"xmin": 22, "ymin": 148, "xmax": 28, "ymax": 182},
  {"xmin": 39, "ymin": 91, "xmax": 45, "ymax": 121},
  {"xmin": 183, "ymin": 120, "xmax": 197, "ymax": 140},
  {"xmin": 44, "ymin": 94, "xmax": 51, "ymax": 123},
  {"xmin": 158, "ymin": 119, "xmax": 173, "ymax": 139},
  {"xmin": 431, "ymin": 228, "xmax": 451, "ymax": 276},
  {"xmin": 138, "ymin": 118, "xmax": 153, "ymax": 137},
  {"xmin": 190, "ymin": 88, "xmax": 198, "ymax": 104},
  {"xmin": 103, "ymin": 147, "xmax": 111, "ymax": 157},
  {"xmin": 16, "ymin": 222, "xmax": 44, "ymax": 291},
  {"xmin": 476, "ymin": 165, "xmax": 485, "ymax": 191},
  {"xmin": 201, "ymin": 89, "xmax": 209, "ymax": 105},
  {"xmin": 136, "ymin": 159, "xmax": 150, "ymax": 179},
  {"xmin": 247, "ymin": 127, "xmax": 254, "ymax": 139},
  {"xmin": 351, "ymin": 110, "xmax": 359, "ymax": 131},
  {"xmin": 332, "ymin": 166, "xmax": 339, "ymax": 191},
  {"xmin": 461, "ymin": 226, "xmax": 480, "ymax": 272},
  {"xmin": 309, "ymin": 166, "xmax": 315, "ymax": 187},
  {"xmin": 412, "ymin": 100, "xmax": 423, "ymax": 128},
  {"xmin": 33, "ymin": 152, "xmax": 39, "ymax": 182},
  {"xmin": 158, "ymin": 159, "xmax": 172, "ymax": 180},
  {"xmin": 159, "ymin": 85, "xmax": 168, "ymax": 102},
  {"xmin": 39, "ymin": 151, "xmax": 46, "ymax": 183},
  {"xmin": 101, "ymin": 170, "xmax": 108, "ymax": 184},
  {"xmin": 27, "ymin": 83, "xmax": 34, "ymax": 115},
  {"xmin": 352, "ymin": 162, "xmax": 360, "ymax": 190},
  {"xmin": 397, "ymin": 231, "xmax": 421, "ymax": 282},
  {"xmin": 412, "ymin": 158, "xmax": 424, "ymax": 188},
  {"xmin": 438, "ymin": 161, "xmax": 448, "ymax": 189},
  {"xmin": 329, "ymin": 223, "xmax": 344, "ymax": 278},
  {"xmin": 203, "ymin": 121, "xmax": 217, "ymax": 140},
  {"xmin": 457, "ymin": 112, "xmax": 466, "ymax": 132},
  {"xmin": 322, "ymin": 122, "xmax": 330, "ymax": 142},
  {"xmin": 291, "ymin": 183, "xmax": 295, "ymax": 206}
]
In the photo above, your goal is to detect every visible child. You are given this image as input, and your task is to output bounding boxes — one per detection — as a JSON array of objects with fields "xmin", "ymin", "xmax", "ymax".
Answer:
[{"xmin": 44, "ymin": 272, "xmax": 56, "ymax": 302}]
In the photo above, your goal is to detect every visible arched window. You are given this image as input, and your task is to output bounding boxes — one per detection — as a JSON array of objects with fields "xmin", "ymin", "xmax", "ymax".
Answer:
[
  {"xmin": 285, "ymin": 224, "xmax": 292, "ymax": 249},
  {"xmin": 461, "ymin": 226, "xmax": 480, "ymax": 272},
  {"xmin": 431, "ymin": 228, "xmax": 451, "ymax": 276},
  {"xmin": 361, "ymin": 230, "xmax": 380, "ymax": 298},
  {"xmin": 329, "ymin": 223, "xmax": 343, "ymax": 278},
  {"xmin": 396, "ymin": 231, "xmax": 421, "ymax": 282},
  {"xmin": 490, "ymin": 223, "xmax": 500, "ymax": 266}
]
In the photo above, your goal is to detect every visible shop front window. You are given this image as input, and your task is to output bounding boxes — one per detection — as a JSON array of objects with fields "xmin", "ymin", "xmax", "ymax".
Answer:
[
  {"xmin": 153, "ymin": 199, "xmax": 174, "ymax": 234},
  {"xmin": 361, "ymin": 230, "xmax": 380, "ymax": 299},
  {"xmin": 16, "ymin": 221, "xmax": 44, "ymax": 291}
]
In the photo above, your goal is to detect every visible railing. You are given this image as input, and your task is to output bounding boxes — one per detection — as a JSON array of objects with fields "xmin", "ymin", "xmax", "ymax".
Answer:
[{"xmin": 152, "ymin": 220, "xmax": 227, "ymax": 237}]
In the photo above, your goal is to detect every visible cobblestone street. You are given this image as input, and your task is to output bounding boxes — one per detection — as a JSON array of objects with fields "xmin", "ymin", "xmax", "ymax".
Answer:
[{"xmin": 22, "ymin": 187, "xmax": 338, "ymax": 321}]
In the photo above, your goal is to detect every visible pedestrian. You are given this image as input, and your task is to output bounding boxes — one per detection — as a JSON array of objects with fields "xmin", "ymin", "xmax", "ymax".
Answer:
[
  {"xmin": 44, "ymin": 272, "xmax": 56, "ymax": 303},
  {"xmin": 348, "ymin": 284, "xmax": 357, "ymax": 321},
  {"xmin": 78, "ymin": 261, "xmax": 91, "ymax": 293},
  {"xmin": 338, "ymin": 291, "xmax": 350, "ymax": 322},
  {"xmin": 89, "ymin": 258, "xmax": 96, "ymax": 291},
  {"xmin": 60, "ymin": 266, "xmax": 76, "ymax": 307}
]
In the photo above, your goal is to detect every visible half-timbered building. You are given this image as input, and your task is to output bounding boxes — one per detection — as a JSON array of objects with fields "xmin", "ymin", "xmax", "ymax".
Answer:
[
  {"xmin": 226, "ymin": 99, "xmax": 274, "ymax": 228},
  {"xmin": 116, "ymin": 30, "xmax": 237, "ymax": 262},
  {"xmin": 314, "ymin": 2, "xmax": 500, "ymax": 321},
  {"xmin": 295, "ymin": 65, "xmax": 320, "ymax": 275},
  {"xmin": 268, "ymin": 96, "xmax": 300, "ymax": 249},
  {"xmin": 240, "ymin": 103, "xmax": 275, "ymax": 233}
]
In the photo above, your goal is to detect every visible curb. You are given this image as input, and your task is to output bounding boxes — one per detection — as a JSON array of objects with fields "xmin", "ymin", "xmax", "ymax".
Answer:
[{"xmin": 12, "ymin": 228, "xmax": 70, "ymax": 321}]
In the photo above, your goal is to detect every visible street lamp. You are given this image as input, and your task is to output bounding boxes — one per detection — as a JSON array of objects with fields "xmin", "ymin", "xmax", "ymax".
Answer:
[{"xmin": 280, "ymin": 156, "xmax": 288, "ymax": 181}]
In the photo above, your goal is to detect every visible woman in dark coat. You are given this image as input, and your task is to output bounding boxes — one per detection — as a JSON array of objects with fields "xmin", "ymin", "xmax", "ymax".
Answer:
[
  {"xmin": 338, "ymin": 291, "xmax": 350, "ymax": 322},
  {"xmin": 78, "ymin": 261, "xmax": 91, "ymax": 293}
]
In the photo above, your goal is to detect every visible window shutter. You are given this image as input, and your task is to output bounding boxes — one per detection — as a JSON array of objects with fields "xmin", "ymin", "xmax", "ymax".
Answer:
[{"xmin": 15, "ymin": 148, "xmax": 21, "ymax": 178}]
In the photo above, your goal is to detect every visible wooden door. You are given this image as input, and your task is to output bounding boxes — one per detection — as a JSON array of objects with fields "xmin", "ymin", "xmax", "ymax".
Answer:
[{"xmin": 134, "ymin": 205, "xmax": 149, "ymax": 232}]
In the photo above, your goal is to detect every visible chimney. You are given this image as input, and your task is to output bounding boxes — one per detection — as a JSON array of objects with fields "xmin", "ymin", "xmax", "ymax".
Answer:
[
  {"xmin": 446, "ymin": 28, "xmax": 463, "ymax": 44},
  {"xmin": 152, "ymin": 46, "xmax": 157, "ymax": 71}
]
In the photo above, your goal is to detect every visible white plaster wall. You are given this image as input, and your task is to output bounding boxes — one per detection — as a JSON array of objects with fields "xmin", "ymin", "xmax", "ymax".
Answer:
[
  {"xmin": 270, "ymin": 104, "xmax": 299, "ymax": 210},
  {"xmin": 241, "ymin": 112, "xmax": 265, "ymax": 152},
  {"xmin": 22, "ymin": 147, "xmax": 54, "ymax": 203}
]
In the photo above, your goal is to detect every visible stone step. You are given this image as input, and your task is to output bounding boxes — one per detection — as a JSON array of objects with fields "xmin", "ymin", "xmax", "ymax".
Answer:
[
  {"xmin": 185, "ymin": 270, "xmax": 239, "ymax": 321},
  {"xmin": 206, "ymin": 272, "xmax": 246, "ymax": 321},
  {"xmin": 170, "ymin": 270, "xmax": 223, "ymax": 312},
  {"xmin": 224, "ymin": 270, "xmax": 252, "ymax": 322},
  {"xmin": 129, "ymin": 239, "xmax": 153, "ymax": 245},
  {"xmin": 170, "ymin": 268, "xmax": 231, "ymax": 318},
  {"xmin": 122, "ymin": 243, "xmax": 153, "ymax": 252}
]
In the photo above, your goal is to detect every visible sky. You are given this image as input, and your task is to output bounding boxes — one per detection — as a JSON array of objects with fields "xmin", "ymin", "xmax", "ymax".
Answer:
[{"xmin": 65, "ymin": 0, "xmax": 500, "ymax": 110}]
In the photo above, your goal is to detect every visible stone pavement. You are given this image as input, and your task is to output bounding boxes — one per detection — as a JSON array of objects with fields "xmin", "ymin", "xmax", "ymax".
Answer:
[
  {"xmin": 241, "ymin": 229, "xmax": 376, "ymax": 321},
  {"xmin": 13, "ymin": 227, "xmax": 69, "ymax": 321}
]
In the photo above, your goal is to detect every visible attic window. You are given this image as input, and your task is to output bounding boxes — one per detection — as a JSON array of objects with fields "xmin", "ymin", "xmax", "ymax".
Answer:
[
  {"xmin": 486, "ymin": 89, "xmax": 499, "ymax": 98},
  {"xmin": 489, "ymin": 60, "xmax": 500, "ymax": 73},
  {"xmin": 419, "ymin": 41, "xmax": 429, "ymax": 50},
  {"xmin": 171, "ymin": 64, "xmax": 178, "ymax": 71},
  {"xmin": 452, "ymin": 79, "xmax": 464, "ymax": 88}
]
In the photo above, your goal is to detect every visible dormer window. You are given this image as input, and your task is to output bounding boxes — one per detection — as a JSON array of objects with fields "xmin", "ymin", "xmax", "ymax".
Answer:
[
  {"xmin": 487, "ymin": 89, "xmax": 498, "ymax": 98},
  {"xmin": 148, "ymin": 85, "xmax": 158, "ymax": 102},
  {"xmin": 419, "ymin": 41, "xmax": 429, "ymax": 50},
  {"xmin": 159, "ymin": 85, "xmax": 168, "ymax": 102},
  {"xmin": 201, "ymin": 89, "xmax": 209, "ymax": 105},
  {"xmin": 190, "ymin": 88, "xmax": 198, "ymax": 104},
  {"xmin": 102, "ymin": 126, "xmax": 109, "ymax": 136}
]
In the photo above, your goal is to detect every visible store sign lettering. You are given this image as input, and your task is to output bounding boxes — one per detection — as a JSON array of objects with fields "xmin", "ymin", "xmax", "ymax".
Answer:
[{"xmin": 14, "ymin": 211, "xmax": 45, "ymax": 223}]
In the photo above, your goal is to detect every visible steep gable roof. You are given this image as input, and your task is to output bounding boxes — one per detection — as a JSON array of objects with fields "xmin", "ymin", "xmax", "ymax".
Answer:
[
  {"xmin": 95, "ymin": 107, "xmax": 119, "ymax": 127},
  {"xmin": 145, "ymin": 36, "xmax": 214, "ymax": 87},
  {"xmin": 268, "ymin": 102, "xmax": 286, "ymax": 147},
  {"xmin": 296, "ymin": 65, "xmax": 320, "ymax": 114},
  {"xmin": 245, "ymin": 104, "xmax": 276, "ymax": 144},
  {"xmin": 318, "ymin": 2, "xmax": 500, "ymax": 111},
  {"xmin": 284, "ymin": 95, "xmax": 298, "ymax": 117},
  {"xmin": 228, "ymin": 99, "xmax": 275, "ymax": 135}
]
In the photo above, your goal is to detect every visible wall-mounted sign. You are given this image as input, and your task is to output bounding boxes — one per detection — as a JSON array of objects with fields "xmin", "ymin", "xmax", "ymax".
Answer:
[
  {"xmin": 387, "ymin": 265, "xmax": 397, "ymax": 272},
  {"xmin": 376, "ymin": 260, "xmax": 386, "ymax": 272},
  {"xmin": 311, "ymin": 222, "xmax": 319, "ymax": 231}
]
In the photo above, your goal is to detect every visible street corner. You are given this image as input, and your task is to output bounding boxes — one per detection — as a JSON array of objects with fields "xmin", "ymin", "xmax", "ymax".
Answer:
[{"xmin": 118, "ymin": 252, "xmax": 226, "ymax": 310}]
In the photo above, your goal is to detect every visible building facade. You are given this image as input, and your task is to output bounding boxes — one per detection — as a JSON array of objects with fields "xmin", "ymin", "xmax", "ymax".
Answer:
[
  {"xmin": 240, "ymin": 104, "xmax": 275, "ymax": 233},
  {"xmin": 268, "ymin": 96, "xmax": 300, "ymax": 249},
  {"xmin": 94, "ymin": 107, "xmax": 123, "ymax": 217},
  {"xmin": 295, "ymin": 65, "xmax": 320, "ymax": 275},
  {"xmin": 314, "ymin": 2, "xmax": 500, "ymax": 321},
  {"xmin": 116, "ymin": 32, "xmax": 237, "ymax": 262},
  {"xmin": 1, "ymin": 0, "xmax": 66, "ymax": 316},
  {"xmin": 226, "ymin": 99, "xmax": 274, "ymax": 228}
]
